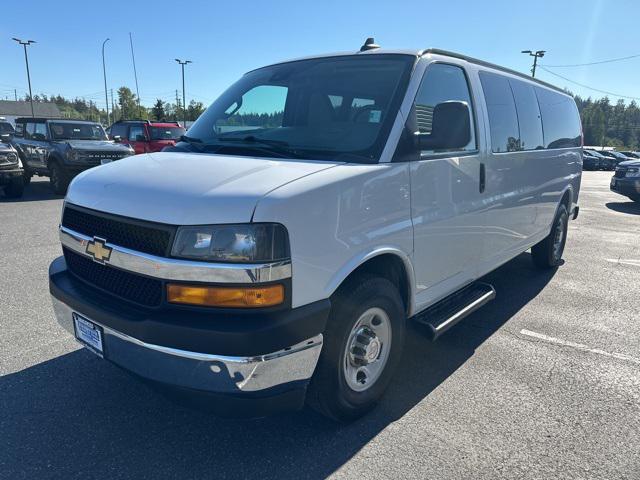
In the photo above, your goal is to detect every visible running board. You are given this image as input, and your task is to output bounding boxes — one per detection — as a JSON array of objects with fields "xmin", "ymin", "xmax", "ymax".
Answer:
[{"xmin": 413, "ymin": 282, "xmax": 496, "ymax": 341}]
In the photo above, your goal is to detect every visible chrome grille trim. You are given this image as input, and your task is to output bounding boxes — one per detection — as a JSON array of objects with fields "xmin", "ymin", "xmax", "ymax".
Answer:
[{"xmin": 59, "ymin": 225, "xmax": 292, "ymax": 283}]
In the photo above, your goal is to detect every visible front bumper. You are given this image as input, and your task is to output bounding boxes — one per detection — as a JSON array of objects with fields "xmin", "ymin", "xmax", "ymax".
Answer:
[
  {"xmin": 610, "ymin": 176, "xmax": 640, "ymax": 199},
  {"xmin": 0, "ymin": 166, "xmax": 22, "ymax": 185},
  {"xmin": 49, "ymin": 256, "xmax": 328, "ymax": 416}
]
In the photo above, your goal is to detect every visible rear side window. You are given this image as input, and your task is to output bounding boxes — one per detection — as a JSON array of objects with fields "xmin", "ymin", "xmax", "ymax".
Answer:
[
  {"xmin": 535, "ymin": 87, "xmax": 581, "ymax": 148},
  {"xmin": 479, "ymin": 72, "xmax": 519, "ymax": 152},
  {"xmin": 509, "ymin": 80, "xmax": 544, "ymax": 150}
]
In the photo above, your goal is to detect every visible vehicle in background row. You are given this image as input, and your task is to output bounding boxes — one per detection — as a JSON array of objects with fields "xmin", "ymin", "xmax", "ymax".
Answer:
[
  {"xmin": 618, "ymin": 151, "xmax": 640, "ymax": 159},
  {"xmin": 600, "ymin": 150, "xmax": 633, "ymax": 169},
  {"xmin": 108, "ymin": 120, "xmax": 186, "ymax": 154},
  {"xmin": 11, "ymin": 118, "xmax": 134, "ymax": 194},
  {"xmin": 0, "ymin": 133, "xmax": 24, "ymax": 198},
  {"xmin": 611, "ymin": 159, "xmax": 640, "ymax": 202},
  {"xmin": 582, "ymin": 149, "xmax": 604, "ymax": 170},
  {"xmin": 49, "ymin": 41, "xmax": 582, "ymax": 421}
]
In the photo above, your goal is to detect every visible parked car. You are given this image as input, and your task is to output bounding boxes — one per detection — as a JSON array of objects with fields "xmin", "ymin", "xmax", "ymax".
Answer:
[
  {"xmin": 49, "ymin": 41, "xmax": 582, "ymax": 421},
  {"xmin": 0, "ymin": 133, "xmax": 24, "ymax": 198},
  {"xmin": 11, "ymin": 118, "xmax": 134, "ymax": 194},
  {"xmin": 582, "ymin": 149, "xmax": 603, "ymax": 170},
  {"xmin": 618, "ymin": 151, "xmax": 640, "ymax": 159},
  {"xmin": 610, "ymin": 159, "xmax": 640, "ymax": 202},
  {"xmin": 593, "ymin": 150, "xmax": 618, "ymax": 170},
  {"xmin": 108, "ymin": 120, "xmax": 186, "ymax": 154}
]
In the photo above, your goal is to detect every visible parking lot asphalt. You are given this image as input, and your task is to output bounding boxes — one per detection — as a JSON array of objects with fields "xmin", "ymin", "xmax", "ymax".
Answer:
[{"xmin": 1, "ymin": 172, "xmax": 639, "ymax": 480}]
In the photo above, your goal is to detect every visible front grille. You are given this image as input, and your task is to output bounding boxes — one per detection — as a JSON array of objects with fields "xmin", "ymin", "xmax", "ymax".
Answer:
[
  {"xmin": 64, "ymin": 248, "xmax": 163, "ymax": 307},
  {"xmin": 614, "ymin": 168, "xmax": 626, "ymax": 178},
  {"xmin": 62, "ymin": 205, "xmax": 175, "ymax": 257}
]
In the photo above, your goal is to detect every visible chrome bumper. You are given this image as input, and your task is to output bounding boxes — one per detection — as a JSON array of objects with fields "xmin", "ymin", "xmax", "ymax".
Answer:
[{"xmin": 52, "ymin": 296, "xmax": 323, "ymax": 394}]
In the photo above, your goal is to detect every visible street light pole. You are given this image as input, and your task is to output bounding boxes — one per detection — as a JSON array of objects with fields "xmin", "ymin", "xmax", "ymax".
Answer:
[
  {"xmin": 102, "ymin": 38, "xmax": 110, "ymax": 126},
  {"xmin": 521, "ymin": 50, "xmax": 546, "ymax": 77},
  {"xmin": 12, "ymin": 38, "xmax": 36, "ymax": 117},
  {"xmin": 175, "ymin": 58, "xmax": 192, "ymax": 128}
]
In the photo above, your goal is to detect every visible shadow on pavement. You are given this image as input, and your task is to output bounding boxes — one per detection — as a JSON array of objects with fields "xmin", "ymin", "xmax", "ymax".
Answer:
[
  {"xmin": 0, "ymin": 178, "xmax": 63, "ymax": 203},
  {"xmin": 606, "ymin": 201, "xmax": 640, "ymax": 215},
  {"xmin": 0, "ymin": 253, "xmax": 556, "ymax": 479}
]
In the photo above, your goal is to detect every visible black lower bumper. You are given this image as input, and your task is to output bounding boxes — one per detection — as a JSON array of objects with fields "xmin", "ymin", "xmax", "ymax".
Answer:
[
  {"xmin": 0, "ymin": 167, "xmax": 22, "ymax": 185},
  {"xmin": 49, "ymin": 256, "xmax": 330, "ymax": 357}
]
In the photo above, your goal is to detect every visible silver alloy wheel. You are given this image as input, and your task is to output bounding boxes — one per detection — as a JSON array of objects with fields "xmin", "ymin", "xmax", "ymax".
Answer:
[
  {"xmin": 343, "ymin": 307, "xmax": 391, "ymax": 392},
  {"xmin": 552, "ymin": 214, "xmax": 566, "ymax": 260}
]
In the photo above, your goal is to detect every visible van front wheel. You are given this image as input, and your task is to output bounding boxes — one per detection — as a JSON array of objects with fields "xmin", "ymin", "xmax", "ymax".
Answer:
[
  {"xmin": 532, "ymin": 204, "xmax": 569, "ymax": 269},
  {"xmin": 307, "ymin": 275, "xmax": 406, "ymax": 422}
]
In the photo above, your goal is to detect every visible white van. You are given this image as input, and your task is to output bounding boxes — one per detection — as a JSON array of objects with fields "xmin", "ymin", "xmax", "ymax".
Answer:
[{"xmin": 50, "ymin": 40, "xmax": 582, "ymax": 421}]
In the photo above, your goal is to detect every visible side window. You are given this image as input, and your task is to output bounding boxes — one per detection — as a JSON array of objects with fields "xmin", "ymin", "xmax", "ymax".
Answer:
[
  {"xmin": 413, "ymin": 63, "xmax": 476, "ymax": 152},
  {"xmin": 128, "ymin": 125, "xmax": 145, "ymax": 141},
  {"xmin": 535, "ymin": 87, "xmax": 582, "ymax": 149},
  {"xmin": 14, "ymin": 122, "xmax": 25, "ymax": 137},
  {"xmin": 479, "ymin": 71, "xmax": 519, "ymax": 153},
  {"xmin": 509, "ymin": 80, "xmax": 544, "ymax": 150},
  {"xmin": 25, "ymin": 122, "xmax": 46, "ymax": 140},
  {"xmin": 215, "ymin": 85, "xmax": 287, "ymax": 133}
]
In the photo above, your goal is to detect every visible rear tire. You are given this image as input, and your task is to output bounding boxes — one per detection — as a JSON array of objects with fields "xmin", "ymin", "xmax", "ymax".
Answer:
[
  {"xmin": 307, "ymin": 275, "xmax": 406, "ymax": 422},
  {"xmin": 4, "ymin": 177, "xmax": 24, "ymax": 198},
  {"xmin": 531, "ymin": 204, "xmax": 569, "ymax": 269},
  {"xmin": 49, "ymin": 161, "xmax": 70, "ymax": 195}
]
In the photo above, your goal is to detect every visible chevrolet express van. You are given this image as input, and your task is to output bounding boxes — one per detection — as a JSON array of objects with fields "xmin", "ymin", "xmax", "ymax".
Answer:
[{"xmin": 49, "ymin": 40, "xmax": 582, "ymax": 421}]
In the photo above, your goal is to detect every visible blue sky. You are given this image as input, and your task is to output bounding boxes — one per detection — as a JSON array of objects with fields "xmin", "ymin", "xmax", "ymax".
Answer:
[{"xmin": 2, "ymin": 0, "xmax": 639, "ymax": 108}]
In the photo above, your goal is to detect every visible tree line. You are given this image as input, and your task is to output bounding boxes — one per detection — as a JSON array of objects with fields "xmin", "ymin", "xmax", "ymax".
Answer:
[
  {"xmin": 14, "ymin": 89, "xmax": 640, "ymax": 149},
  {"xmin": 16, "ymin": 87, "xmax": 205, "ymax": 125}
]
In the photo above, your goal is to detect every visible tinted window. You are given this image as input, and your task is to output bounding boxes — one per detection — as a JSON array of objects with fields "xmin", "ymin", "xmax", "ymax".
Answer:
[
  {"xmin": 149, "ymin": 126, "xmax": 185, "ymax": 140},
  {"xmin": 14, "ymin": 122, "xmax": 24, "ymax": 137},
  {"xmin": 479, "ymin": 72, "xmax": 519, "ymax": 153},
  {"xmin": 25, "ymin": 122, "xmax": 47, "ymax": 141},
  {"xmin": 129, "ymin": 125, "xmax": 145, "ymax": 141},
  {"xmin": 509, "ymin": 80, "xmax": 544, "ymax": 150},
  {"xmin": 413, "ymin": 63, "xmax": 476, "ymax": 152},
  {"xmin": 535, "ymin": 87, "xmax": 581, "ymax": 149},
  {"xmin": 0, "ymin": 122, "xmax": 15, "ymax": 134}
]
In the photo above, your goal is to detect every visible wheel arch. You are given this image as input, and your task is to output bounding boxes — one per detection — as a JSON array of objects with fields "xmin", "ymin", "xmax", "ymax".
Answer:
[{"xmin": 326, "ymin": 248, "xmax": 416, "ymax": 317}]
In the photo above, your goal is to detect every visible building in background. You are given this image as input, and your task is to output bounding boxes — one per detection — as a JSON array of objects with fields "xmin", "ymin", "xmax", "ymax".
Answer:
[{"xmin": 0, "ymin": 101, "xmax": 62, "ymax": 126}]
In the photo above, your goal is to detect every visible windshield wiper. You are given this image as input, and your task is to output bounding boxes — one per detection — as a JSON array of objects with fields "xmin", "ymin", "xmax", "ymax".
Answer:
[{"xmin": 217, "ymin": 135, "xmax": 301, "ymax": 158}]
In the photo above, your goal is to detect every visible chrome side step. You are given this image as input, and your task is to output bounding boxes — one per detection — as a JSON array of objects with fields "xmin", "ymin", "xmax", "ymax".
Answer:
[{"xmin": 413, "ymin": 282, "xmax": 496, "ymax": 341}]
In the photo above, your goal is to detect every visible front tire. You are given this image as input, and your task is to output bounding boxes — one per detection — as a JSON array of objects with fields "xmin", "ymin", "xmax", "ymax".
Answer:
[
  {"xmin": 49, "ymin": 161, "xmax": 70, "ymax": 195},
  {"xmin": 4, "ymin": 178, "xmax": 24, "ymax": 198},
  {"xmin": 307, "ymin": 275, "xmax": 406, "ymax": 422},
  {"xmin": 531, "ymin": 204, "xmax": 569, "ymax": 269}
]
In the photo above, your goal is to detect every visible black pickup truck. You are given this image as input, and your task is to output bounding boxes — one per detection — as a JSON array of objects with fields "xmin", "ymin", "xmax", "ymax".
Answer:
[{"xmin": 11, "ymin": 118, "xmax": 134, "ymax": 194}]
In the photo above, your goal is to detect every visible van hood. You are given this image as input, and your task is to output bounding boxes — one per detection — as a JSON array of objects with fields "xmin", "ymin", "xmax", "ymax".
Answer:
[
  {"xmin": 66, "ymin": 152, "xmax": 340, "ymax": 225},
  {"xmin": 61, "ymin": 140, "xmax": 132, "ymax": 152}
]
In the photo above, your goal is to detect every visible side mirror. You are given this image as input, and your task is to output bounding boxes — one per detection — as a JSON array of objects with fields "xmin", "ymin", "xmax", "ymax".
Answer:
[
  {"xmin": 135, "ymin": 134, "xmax": 146, "ymax": 142},
  {"xmin": 113, "ymin": 135, "xmax": 122, "ymax": 143},
  {"xmin": 0, "ymin": 133, "xmax": 11, "ymax": 144},
  {"xmin": 415, "ymin": 101, "xmax": 471, "ymax": 151}
]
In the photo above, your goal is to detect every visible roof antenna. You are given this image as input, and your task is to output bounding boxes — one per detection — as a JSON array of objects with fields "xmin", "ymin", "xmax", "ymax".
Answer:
[{"xmin": 360, "ymin": 37, "xmax": 380, "ymax": 52}]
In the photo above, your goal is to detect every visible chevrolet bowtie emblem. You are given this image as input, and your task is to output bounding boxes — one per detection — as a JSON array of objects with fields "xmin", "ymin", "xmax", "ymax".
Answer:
[{"xmin": 86, "ymin": 237, "xmax": 112, "ymax": 264}]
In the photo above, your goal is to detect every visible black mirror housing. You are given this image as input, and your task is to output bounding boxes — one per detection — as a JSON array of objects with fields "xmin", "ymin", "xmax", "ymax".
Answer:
[{"xmin": 415, "ymin": 101, "xmax": 471, "ymax": 151}]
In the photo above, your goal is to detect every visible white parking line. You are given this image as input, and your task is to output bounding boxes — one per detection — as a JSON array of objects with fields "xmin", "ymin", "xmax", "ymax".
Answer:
[
  {"xmin": 520, "ymin": 329, "xmax": 640, "ymax": 365},
  {"xmin": 605, "ymin": 258, "xmax": 640, "ymax": 267}
]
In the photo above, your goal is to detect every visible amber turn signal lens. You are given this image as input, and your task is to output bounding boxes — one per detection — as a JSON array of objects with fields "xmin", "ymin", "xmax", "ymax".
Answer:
[{"xmin": 167, "ymin": 284, "xmax": 284, "ymax": 308}]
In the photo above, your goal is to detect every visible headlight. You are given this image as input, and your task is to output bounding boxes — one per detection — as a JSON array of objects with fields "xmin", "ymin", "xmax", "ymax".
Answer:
[
  {"xmin": 171, "ymin": 223, "xmax": 290, "ymax": 263},
  {"xmin": 625, "ymin": 167, "xmax": 640, "ymax": 178},
  {"xmin": 0, "ymin": 152, "xmax": 17, "ymax": 163}
]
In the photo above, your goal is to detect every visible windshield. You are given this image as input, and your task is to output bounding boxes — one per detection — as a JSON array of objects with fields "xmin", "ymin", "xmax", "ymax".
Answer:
[
  {"xmin": 50, "ymin": 122, "xmax": 108, "ymax": 141},
  {"xmin": 183, "ymin": 54, "xmax": 414, "ymax": 163},
  {"xmin": 0, "ymin": 122, "xmax": 15, "ymax": 134},
  {"xmin": 150, "ymin": 126, "xmax": 186, "ymax": 140}
]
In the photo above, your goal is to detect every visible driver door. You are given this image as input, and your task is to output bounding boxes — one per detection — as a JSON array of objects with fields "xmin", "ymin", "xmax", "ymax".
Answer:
[{"xmin": 409, "ymin": 63, "xmax": 486, "ymax": 308}]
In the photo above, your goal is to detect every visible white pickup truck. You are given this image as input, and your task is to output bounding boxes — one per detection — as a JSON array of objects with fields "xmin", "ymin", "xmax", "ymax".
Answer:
[{"xmin": 50, "ymin": 39, "xmax": 582, "ymax": 421}]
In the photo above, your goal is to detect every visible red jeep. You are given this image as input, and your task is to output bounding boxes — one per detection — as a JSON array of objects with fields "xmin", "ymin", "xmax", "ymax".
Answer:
[{"xmin": 108, "ymin": 120, "xmax": 186, "ymax": 154}]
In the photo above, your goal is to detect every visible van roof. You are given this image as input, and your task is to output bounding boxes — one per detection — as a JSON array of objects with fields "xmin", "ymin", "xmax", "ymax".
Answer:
[{"xmin": 259, "ymin": 47, "xmax": 567, "ymax": 96}]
